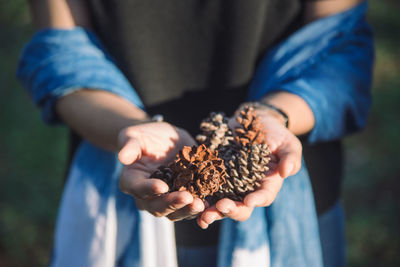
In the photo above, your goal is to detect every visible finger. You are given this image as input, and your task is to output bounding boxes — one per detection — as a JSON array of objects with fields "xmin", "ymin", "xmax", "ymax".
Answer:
[
  {"xmin": 166, "ymin": 198, "xmax": 205, "ymax": 221},
  {"xmin": 215, "ymin": 198, "xmax": 236, "ymax": 214},
  {"xmin": 176, "ymin": 128, "xmax": 197, "ymax": 147},
  {"xmin": 243, "ymin": 173, "xmax": 284, "ymax": 207},
  {"xmin": 197, "ymin": 206, "xmax": 225, "ymax": 229},
  {"xmin": 134, "ymin": 198, "xmax": 146, "ymax": 210},
  {"xmin": 118, "ymin": 137, "xmax": 142, "ymax": 165},
  {"xmin": 119, "ymin": 169, "xmax": 168, "ymax": 198},
  {"xmin": 215, "ymin": 199, "xmax": 253, "ymax": 221},
  {"xmin": 275, "ymin": 141, "xmax": 302, "ymax": 178},
  {"xmin": 145, "ymin": 191, "xmax": 193, "ymax": 217}
]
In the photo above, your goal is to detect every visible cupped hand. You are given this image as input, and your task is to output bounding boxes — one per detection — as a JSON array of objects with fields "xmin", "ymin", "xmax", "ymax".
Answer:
[
  {"xmin": 197, "ymin": 110, "xmax": 302, "ymax": 229},
  {"xmin": 118, "ymin": 122, "xmax": 205, "ymax": 221}
]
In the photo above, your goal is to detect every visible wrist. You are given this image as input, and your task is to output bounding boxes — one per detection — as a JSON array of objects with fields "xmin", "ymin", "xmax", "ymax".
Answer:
[
  {"xmin": 118, "ymin": 115, "xmax": 165, "ymax": 150},
  {"xmin": 239, "ymin": 102, "xmax": 289, "ymax": 128}
]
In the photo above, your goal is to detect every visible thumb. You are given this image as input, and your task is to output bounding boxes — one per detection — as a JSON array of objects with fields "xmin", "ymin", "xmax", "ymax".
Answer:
[
  {"xmin": 278, "ymin": 158, "xmax": 294, "ymax": 178},
  {"xmin": 118, "ymin": 138, "xmax": 142, "ymax": 165},
  {"xmin": 276, "ymin": 142, "xmax": 301, "ymax": 178}
]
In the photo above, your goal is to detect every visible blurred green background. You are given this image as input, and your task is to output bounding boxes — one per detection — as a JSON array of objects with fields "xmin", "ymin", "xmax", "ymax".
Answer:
[{"xmin": 0, "ymin": 0, "xmax": 399, "ymax": 266}]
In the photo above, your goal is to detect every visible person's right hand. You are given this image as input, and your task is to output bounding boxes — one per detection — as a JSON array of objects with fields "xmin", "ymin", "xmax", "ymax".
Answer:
[
  {"xmin": 118, "ymin": 122, "xmax": 206, "ymax": 221},
  {"xmin": 197, "ymin": 109, "xmax": 302, "ymax": 228}
]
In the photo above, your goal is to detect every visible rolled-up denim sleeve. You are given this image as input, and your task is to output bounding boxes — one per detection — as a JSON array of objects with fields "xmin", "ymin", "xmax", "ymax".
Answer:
[
  {"xmin": 16, "ymin": 27, "xmax": 143, "ymax": 125},
  {"xmin": 247, "ymin": 2, "xmax": 373, "ymax": 144}
]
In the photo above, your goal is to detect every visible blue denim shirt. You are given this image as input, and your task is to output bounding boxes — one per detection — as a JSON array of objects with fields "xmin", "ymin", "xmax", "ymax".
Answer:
[{"xmin": 17, "ymin": 2, "xmax": 372, "ymax": 267}]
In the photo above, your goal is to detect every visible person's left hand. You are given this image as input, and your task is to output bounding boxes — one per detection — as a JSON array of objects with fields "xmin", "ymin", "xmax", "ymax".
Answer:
[{"xmin": 197, "ymin": 109, "xmax": 302, "ymax": 229}]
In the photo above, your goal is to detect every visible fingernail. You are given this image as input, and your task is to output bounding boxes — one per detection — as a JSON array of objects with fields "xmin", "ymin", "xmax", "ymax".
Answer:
[
  {"xmin": 245, "ymin": 197, "xmax": 256, "ymax": 207},
  {"xmin": 192, "ymin": 207, "xmax": 202, "ymax": 213},
  {"xmin": 202, "ymin": 224, "xmax": 209, "ymax": 229},
  {"xmin": 247, "ymin": 201, "xmax": 256, "ymax": 208},
  {"xmin": 286, "ymin": 163, "xmax": 294, "ymax": 176},
  {"xmin": 221, "ymin": 208, "xmax": 230, "ymax": 214},
  {"xmin": 161, "ymin": 188, "xmax": 169, "ymax": 194}
]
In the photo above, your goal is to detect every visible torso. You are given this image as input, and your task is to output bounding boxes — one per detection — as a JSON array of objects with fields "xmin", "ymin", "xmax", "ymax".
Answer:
[{"xmin": 79, "ymin": 0, "xmax": 343, "ymax": 247}]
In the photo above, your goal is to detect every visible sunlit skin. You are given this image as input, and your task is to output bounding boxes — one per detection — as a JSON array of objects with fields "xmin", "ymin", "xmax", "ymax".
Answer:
[
  {"xmin": 118, "ymin": 122, "xmax": 205, "ymax": 220},
  {"xmin": 31, "ymin": 0, "xmax": 363, "ymax": 227}
]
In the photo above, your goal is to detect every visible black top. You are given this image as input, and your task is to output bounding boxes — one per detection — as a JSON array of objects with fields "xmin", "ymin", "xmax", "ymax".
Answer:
[
  {"xmin": 74, "ymin": 0, "xmax": 343, "ymax": 247},
  {"xmin": 86, "ymin": 0, "xmax": 301, "ymax": 105}
]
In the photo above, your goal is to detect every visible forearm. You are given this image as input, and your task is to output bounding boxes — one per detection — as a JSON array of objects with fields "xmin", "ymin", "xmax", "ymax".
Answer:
[
  {"xmin": 303, "ymin": 0, "xmax": 363, "ymax": 24},
  {"xmin": 247, "ymin": 0, "xmax": 372, "ymax": 143},
  {"xmin": 259, "ymin": 91, "xmax": 315, "ymax": 136},
  {"xmin": 27, "ymin": 1, "xmax": 149, "ymax": 152},
  {"xmin": 260, "ymin": 0, "xmax": 363, "ymax": 136},
  {"xmin": 247, "ymin": 0, "xmax": 366, "ymax": 138},
  {"xmin": 29, "ymin": 0, "xmax": 90, "ymax": 29},
  {"xmin": 56, "ymin": 90, "xmax": 149, "ymax": 152}
]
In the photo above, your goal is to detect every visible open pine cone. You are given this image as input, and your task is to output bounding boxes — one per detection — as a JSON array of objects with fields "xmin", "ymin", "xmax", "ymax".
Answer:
[
  {"xmin": 196, "ymin": 112, "xmax": 234, "ymax": 150},
  {"xmin": 196, "ymin": 107, "xmax": 271, "ymax": 201},
  {"xmin": 151, "ymin": 145, "xmax": 227, "ymax": 199},
  {"xmin": 216, "ymin": 143, "xmax": 271, "ymax": 201},
  {"xmin": 215, "ymin": 107, "xmax": 271, "ymax": 201},
  {"xmin": 234, "ymin": 106, "xmax": 266, "ymax": 147}
]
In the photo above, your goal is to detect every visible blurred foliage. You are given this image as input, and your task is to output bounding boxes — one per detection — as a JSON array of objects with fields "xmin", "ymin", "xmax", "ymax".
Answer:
[
  {"xmin": 0, "ymin": 0, "xmax": 399, "ymax": 266},
  {"xmin": 0, "ymin": 1, "xmax": 67, "ymax": 266},
  {"xmin": 343, "ymin": 1, "xmax": 400, "ymax": 266}
]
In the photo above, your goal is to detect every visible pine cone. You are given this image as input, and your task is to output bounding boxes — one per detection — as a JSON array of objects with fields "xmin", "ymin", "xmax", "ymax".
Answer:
[
  {"xmin": 235, "ymin": 106, "xmax": 266, "ymax": 147},
  {"xmin": 217, "ymin": 143, "xmax": 271, "ymax": 201},
  {"xmin": 196, "ymin": 112, "xmax": 234, "ymax": 151},
  {"xmin": 214, "ymin": 106, "xmax": 271, "ymax": 201},
  {"xmin": 151, "ymin": 145, "xmax": 228, "ymax": 199}
]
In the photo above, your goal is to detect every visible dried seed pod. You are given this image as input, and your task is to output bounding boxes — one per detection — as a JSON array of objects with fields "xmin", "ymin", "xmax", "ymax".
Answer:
[
  {"xmin": 212, "ymin": 106, "xmax": 271, "ymax": 201},
  {"xmin": 216, "ymin": 143, "xmax": 271, "ymax": 201},
  {"xmin": 235, "ymin": 106, "xmax": 266, "ymax": 147},
  {"xmin": 196, "ymin": 112, "xmax": 234, "ymax": 151},
  {"xmin": 151, "ymin": 145, "xmax": 227, "ymax": 199}
]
